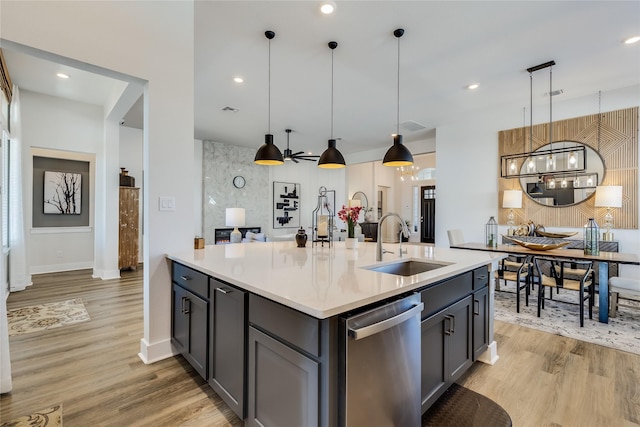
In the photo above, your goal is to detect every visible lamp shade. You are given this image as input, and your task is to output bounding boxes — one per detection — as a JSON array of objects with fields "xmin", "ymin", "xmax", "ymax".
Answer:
[
  {"xmin": 503, "ymin": 190, "xmax": 523, "ymax": 209},
  {"xmin": 383, "ymin": 135, "xmax": 413, "ymax": 166},
  {"xmin": 255, "ymin": 134, "xmax": 284, "ymax": 165},
  {"xmin": 318, "ymin": 139, "xmax": 346, "ymax": 169},
  {"xmin": 225, "ymin": 208, "xmax": 246, "ymax": 227},
  {"xmin": 595, "ymin": 186, "xmax": 622, "ymax": 208}
]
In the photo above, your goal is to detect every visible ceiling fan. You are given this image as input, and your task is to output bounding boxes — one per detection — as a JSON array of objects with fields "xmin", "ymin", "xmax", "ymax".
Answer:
[{"xmin": 283, "ymin": 129, "xmax": 320, "ymax": 163}]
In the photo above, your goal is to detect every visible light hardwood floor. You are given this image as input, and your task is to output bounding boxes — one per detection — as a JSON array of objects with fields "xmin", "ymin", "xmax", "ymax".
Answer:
[{"xmin": 1, "ymin": 269, "xmax": 639, "ymax": 426}]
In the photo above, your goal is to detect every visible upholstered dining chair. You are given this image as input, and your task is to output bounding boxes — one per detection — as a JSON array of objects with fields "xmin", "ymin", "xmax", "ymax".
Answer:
[
  {"xmin": 495, "ymin": 255, "xmax": 531, "ymax": 313},
  {"xmin": 447, "ymin": 229, "xmax": 464, "ymax": 246},
  {"xmin": 533, "ymin": 257, "xmax": 594, "ymax": 327}
]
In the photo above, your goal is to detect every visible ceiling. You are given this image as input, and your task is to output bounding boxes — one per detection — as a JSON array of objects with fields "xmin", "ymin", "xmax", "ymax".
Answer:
[{"xmin": 3, "ymin": 1, "xmax": 639, "ymax": 157}]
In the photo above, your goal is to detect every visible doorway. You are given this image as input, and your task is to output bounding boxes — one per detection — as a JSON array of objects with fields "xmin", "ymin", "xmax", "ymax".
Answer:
[{"xmin": 420, "ymin": 185, "xmax": 435, "ymax": 244}]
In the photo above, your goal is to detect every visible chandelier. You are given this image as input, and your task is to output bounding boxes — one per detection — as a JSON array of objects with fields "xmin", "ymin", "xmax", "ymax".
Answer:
[{"xmin": 397, "ymin": 165, "xmax": 419, "ymax": 181}]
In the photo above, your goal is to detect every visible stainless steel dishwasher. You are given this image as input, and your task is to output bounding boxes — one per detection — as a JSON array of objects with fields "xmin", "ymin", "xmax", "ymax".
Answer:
[{"xmin": 341, "ymin": 293, "xmax": 423, "ymax": 427}]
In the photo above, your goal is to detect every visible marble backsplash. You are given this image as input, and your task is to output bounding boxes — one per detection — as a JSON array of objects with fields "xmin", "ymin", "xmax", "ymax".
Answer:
[{"xmin": 202, "ymin": 141, "xmax": 270, "ymax": 245}]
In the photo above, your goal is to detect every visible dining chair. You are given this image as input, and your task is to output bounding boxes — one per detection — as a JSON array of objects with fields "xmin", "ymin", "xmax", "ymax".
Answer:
[
  {"xmin": 609, "ymin": 277, "xmax": 640, "ymax": 317},
  {"xmin": 533, "ymin": 257, "xmax": 594, "ymax": 327},
  {"xmin": 447, "ymin": 229, "xmax": 464, "ymax": 246},
  {"xmin": 495, "ymin": 255, "xmax": 531, "ymax": 313}
]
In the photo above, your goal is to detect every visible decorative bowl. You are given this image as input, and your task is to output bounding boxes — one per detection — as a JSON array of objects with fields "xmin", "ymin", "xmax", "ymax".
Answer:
[
  {"xmin": 503, "ymin": 235, "xmax": 571, "ymax": 251},
  {"xmin": 534, "ymin": 230, "xmax": 578, "ymax": 239}
]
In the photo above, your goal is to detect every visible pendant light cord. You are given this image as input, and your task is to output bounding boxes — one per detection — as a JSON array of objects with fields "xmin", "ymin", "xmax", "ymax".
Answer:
[
  {"xmin": 396, "ymin": 35, "xmax": 401, "ymax": 136},
  {"xmin": 549, "ymin": 65, "xmax": 553, "ymax": 144},
  {"xmin": 268, "ymin": 37, "xmax": 271, "ymax": 134},
  {"xmin": 331, "ymin": 47, "xmax": 334, "ymax": 138},
  {"xmin": 529, "ymin": 72, "xmax": 533, "ymax": 152}
]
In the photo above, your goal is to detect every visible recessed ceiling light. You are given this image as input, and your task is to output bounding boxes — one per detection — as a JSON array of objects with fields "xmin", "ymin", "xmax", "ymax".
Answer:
[
  {"xmin": 624, "ymin": 35, "xmax": 640, "ymax": 44},
  {"xmin": 233, "ymin": 77, "xmax": 244, "ymax": 83},
  {"xmin": 57, "ymin": 73, "xmax": 69, "ymax": 79},
  {"xmin": 467, "ymin": 84, "xmax": 479, "ymax": 90},
  {"xmin": 320, "ymin": 2, "xmax": 336, "ymax": 14}
]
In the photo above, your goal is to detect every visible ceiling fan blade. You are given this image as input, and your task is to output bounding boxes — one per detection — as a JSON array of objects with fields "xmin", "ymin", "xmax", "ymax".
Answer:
[
  {"xmin": 292, "ymin": 151, "xmax": 305, "ymax": 157},
  {"xmin": 294, "ymin": 156, "xmax": 318, "ymax": 162},
  {"xmin": 292, "ymin": 157, "xmax": 299, "ymax": 163}
]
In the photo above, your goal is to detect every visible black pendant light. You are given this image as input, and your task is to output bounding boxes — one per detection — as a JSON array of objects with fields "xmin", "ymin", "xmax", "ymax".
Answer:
[
  {"xmin": 383, "ymin": 28, "xmax": 413, "ymax": 167},
  {"xmin": 530, "ymin": 176, "xmax": 544, "ymax": 195},
  {"xmin": 318, "ymin": 41, "xmax": 346, "ymax": 169},
  {"xmin": 254, "ymin": 30, "xmax": 284, "ymax": 166}
]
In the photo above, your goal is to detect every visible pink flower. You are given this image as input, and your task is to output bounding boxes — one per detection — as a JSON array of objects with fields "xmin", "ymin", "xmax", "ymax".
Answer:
[{"xmin": 337, "ymin": 205, "xmax": 363, "ymax": 224}]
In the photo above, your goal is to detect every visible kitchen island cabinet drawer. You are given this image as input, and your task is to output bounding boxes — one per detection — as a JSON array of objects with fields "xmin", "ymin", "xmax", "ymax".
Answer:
[
  {"xmin": 172, "ymin": 262, "xmax": 209, "ymax": 299},
  {"xmin": 473, "ymin": 266, "xmax": 489, "ymax": 290},
  {"xmin": 249, "ymin": 294, "xmax": 320, "ymax": 357},
  {"xmin": 420, "ymin": 271, "xmax": 473, "ymax": 318}
]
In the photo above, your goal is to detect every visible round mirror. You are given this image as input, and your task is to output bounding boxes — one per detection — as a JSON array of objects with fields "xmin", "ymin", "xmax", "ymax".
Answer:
[
  {"xmin": 519, "ymin": 141, "xmax": 605, "ymax": 207},
  {"xmin": 351, "ymin": 191, "xmax": 368, "ymax": 211}
]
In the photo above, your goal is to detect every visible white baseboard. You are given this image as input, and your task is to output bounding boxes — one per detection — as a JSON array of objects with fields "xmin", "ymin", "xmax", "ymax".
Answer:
[
  {"xmin": 9, "ymin": 281, "xmax": 33, "ymax": 292},
  {"xmin": 138, "ymin": 337, "xmax": 176, "ymax": 364},
  {"xmin": 92, "ymin": 269, "xmax": 121, "ymax": 280},
  {"xmin": 478, "ymin": 340, "xmax": 499, "ymax": 365},
  {"xmin": 30, "ymin": 262, "xmax": 94, "ymax": 275}
]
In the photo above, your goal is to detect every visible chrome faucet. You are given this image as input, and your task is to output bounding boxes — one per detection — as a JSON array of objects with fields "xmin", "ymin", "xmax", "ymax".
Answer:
[{"xmin": 376, "ymin": 212, "xmax": 410, "ymax": 261}]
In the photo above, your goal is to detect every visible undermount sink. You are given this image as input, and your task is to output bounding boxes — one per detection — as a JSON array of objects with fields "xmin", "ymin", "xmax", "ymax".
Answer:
[{"xmin": 363, "ymin": 260, "xmax": 452, "ymax": 277}]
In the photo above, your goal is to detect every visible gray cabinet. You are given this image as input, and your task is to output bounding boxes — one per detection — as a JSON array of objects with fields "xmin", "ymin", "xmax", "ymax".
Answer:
[
  {"xmin": 420, "ymin": 296, "xmax": 472, "ymax": 411},
  {"xmin": 171, "ymin": 263, "xmax": 209, "ymax": 380},
  {"xmin": 473, "ymin": 286, "xmax": 489, "ymax": 360},
  {"xmin": 247, "ymin": 326, "xmax": 319, "ymax": 427},
  {"xmin": 172, "ymin": 282, "xmax": 208, "ymax": 379},
  {"xmin": 247, "ymin": 294, "xmax": 322, "ymax": 427},
  {"xmin": 472, "ymin": 266, "xmax": 489, "ymax": 360},
  {"xmin": 209, "ymin": 279, "xmax": 247, "ymax": 419}
]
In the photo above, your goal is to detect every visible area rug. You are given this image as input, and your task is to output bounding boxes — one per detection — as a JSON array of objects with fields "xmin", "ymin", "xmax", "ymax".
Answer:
[
  {"xmin": 422, "ymin": 383, "xmax": 512, "ymax": 426},
  {"xmin": 7, "ymin": 298, "xmax": 90, "ymax": 336},
  {"xmin": 0, "ymin": 405, "xmax": 62, "ymax": 427},
  {"xmin": 494, "ymin": 282, "xmax": 640, "ymax": 355}
]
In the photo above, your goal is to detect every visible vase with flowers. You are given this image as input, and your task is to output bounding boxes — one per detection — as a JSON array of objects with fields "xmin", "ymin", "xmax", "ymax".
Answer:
[{"xmin": 338, "ymin": 204, "xmax": 363, "ymax": 248}]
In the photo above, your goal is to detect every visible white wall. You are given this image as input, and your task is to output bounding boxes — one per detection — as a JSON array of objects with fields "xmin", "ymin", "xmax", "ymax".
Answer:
[
  {"xmin": 1, "ymin": 0, "xmax": 195, "ymax": 363},
  {"xmin": 270, "ymin": 160, "xmax": 346, "ymax": 236},
  {"xmin": 21, "ymin": 91, "xmax": 101, "ymax": 274}
]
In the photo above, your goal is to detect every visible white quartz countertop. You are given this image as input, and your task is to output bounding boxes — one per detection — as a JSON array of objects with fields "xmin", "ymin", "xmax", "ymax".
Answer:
[{"xmin": 167, "ymin": 241, "xmax": 506, "ymax": 319}]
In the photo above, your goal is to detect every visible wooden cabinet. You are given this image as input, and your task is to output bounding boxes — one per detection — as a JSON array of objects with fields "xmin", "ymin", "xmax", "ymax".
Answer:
[
  {"xmin": 420, "ymin": 296, "xmax": 473, "ymax": 412},
  {"xmin": 171, "ymin": 263, "xmax": 209, "ymax": 380},
  {"xmin": 209, "ymin": 279, "xmax": 247, "ymax": 419},
  {"xmin": 119, "ymin": 187, "xmax": 139, "ymax": 269}
]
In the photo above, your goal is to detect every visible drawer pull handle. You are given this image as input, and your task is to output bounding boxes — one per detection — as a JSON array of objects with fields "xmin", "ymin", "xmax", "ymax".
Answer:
[
  {"xmin": 216, "ymin": 287, "xmax": 232, "ymax": 294},
  {"xmin": 477, "ymin": 275, "xmax": 487, "ymax": 280},
  {"xmin": 179, "ymin": 275, "xmax": 192, "ymax": 281},
  {"xmin": 474, "ymin": 300, "xmax": 480, "ymax": 315}
]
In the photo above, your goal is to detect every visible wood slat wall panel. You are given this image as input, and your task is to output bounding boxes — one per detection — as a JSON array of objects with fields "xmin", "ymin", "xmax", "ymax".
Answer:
[{"xmin": 498, "ymin": 107, "xmax": 638, "ymax": 229}]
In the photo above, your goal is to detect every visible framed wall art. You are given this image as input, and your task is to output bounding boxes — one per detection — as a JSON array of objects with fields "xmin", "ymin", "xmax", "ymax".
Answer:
[
  {"xmin": 273, "ymin": 181, "xmax": 300, "ymax": 229},
  {"xmin": 43, "ymin": 170, "xmax": 82, "ymax": 214}
]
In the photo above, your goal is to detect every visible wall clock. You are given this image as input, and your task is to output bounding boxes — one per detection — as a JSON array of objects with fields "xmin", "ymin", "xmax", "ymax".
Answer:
[{"xmin": 233, "ymin": 175, "xmax": 246, "ymax": 188}]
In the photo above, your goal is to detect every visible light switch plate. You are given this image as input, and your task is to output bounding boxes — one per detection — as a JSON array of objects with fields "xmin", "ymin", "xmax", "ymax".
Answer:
[{"xmin": 159, "ymin": 196, "xmax": 175, "ymax": 211}]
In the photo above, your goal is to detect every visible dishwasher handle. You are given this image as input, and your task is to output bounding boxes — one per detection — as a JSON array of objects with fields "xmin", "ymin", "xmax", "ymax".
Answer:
[{"xmin": 348, "ymin": 302, "xmax": 424, "ymax": 340}]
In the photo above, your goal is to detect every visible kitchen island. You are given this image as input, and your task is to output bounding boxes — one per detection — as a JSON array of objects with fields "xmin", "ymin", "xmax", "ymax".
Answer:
[{"xmin": 167, "ymin": 241, "xmax": 505, "ymax": 427}]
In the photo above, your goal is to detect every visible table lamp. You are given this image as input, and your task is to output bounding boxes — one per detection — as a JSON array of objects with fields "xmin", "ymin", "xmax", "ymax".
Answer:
[
  {"xmin": 226, "ymin": 207, "xmax": 245, "ymax": 243},
  {"xmin": 502, "ymin": 190, "xmax": 522, "ymax": 235},
  {"xmin": 595, "ymin": 186, "xmax": 622, "ymax": 241}
]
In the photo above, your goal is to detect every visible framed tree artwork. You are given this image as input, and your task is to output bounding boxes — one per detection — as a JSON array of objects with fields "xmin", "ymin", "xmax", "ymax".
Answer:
[
  {"xmin": 43, "ymin": 170, "xmax": 82, "ymax": 214},
  {"xmin": 273, "ymin": 181, "xmax": 300, "ymax": 229}
]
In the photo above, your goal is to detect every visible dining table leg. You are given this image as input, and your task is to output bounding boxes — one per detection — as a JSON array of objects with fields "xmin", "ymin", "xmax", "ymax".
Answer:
[{"xmin": 598, "ymin": 261, "xmax": 609, "ymax": 323}]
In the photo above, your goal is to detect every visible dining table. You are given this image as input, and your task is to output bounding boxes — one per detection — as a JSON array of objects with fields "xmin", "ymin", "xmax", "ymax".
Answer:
[{"xmin": 449, "ymin": 242, "xmax": 640, "ymax": 323}]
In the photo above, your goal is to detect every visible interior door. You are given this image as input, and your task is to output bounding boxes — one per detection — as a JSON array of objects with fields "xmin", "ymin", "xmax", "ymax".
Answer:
[{"xmin": 421, "ymin": 186, "xmax": 435, "ymax": 243}]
